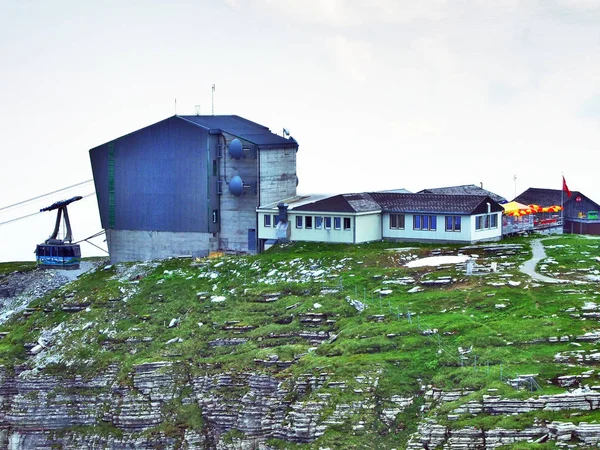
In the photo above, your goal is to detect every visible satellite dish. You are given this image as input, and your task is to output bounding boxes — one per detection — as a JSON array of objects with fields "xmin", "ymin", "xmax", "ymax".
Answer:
[
  {"xmin": 229, "ymin": 139, "xmax": 243, "ymax": 160},
  {"xmin": 229, "ymin": 175, "xmax": 244, "ymax": 196}
]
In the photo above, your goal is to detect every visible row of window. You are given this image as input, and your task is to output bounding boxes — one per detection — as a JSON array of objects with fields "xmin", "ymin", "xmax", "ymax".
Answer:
[
  {"xmin": 296, "ymin": 215, "xmax": 351, "ymax": 230},
  {"xmin": 263, "ymin": 214, "xmax": 352, "ymax": 230},
  {"xmin": 265, "ymin": 213, "xmax": 496, "ymax": 232},
  {"xmin": 389, "ymin": 214, "xmax": 463, "ymax": 232},
  {"xmin": 475, "ymin": 213, "xmax": 498, "ymax": 231}
]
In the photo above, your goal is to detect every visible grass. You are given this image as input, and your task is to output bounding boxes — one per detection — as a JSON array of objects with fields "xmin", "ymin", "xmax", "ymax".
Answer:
[{"xmin": 1, "ymin": 236, "xmax": 600, "ymax": 447}]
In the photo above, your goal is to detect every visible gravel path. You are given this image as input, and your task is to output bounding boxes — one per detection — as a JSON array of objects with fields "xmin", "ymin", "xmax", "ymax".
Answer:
[{"xmin": 519, "ymin": 239, "xmax": 568, "ymax": 283}]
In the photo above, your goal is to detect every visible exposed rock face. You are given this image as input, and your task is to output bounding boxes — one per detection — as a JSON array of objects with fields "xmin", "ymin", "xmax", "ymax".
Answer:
[
  {"xmin": 405, "ymin": 388, "xmax": 600, "ymax": 449},
  {"xmin": 0, "ymin": 362, "xmax": 397, "ymax": 449}
]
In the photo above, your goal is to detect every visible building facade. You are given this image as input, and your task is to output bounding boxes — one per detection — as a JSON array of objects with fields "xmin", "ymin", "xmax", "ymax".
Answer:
[
  {"xmin": 514, "ymin": 188, "xmax": 600, "ymax": 236},
  {"xmin": 90, "ymin": 115, "xmax": 298, "ymax": 262},
  {"xmin": 257, "ymin": 193, "xmax": 504, "ymax": 247}
]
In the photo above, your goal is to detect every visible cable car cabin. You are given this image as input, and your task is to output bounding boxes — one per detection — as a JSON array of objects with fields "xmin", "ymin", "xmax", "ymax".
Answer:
[
  {"xmin": 35, "ymin": 195, "xmax": 83, "ymax": 270},
  {"xmin": 36, "ymin": 244, "xmax": 81, "ymax": 269}
]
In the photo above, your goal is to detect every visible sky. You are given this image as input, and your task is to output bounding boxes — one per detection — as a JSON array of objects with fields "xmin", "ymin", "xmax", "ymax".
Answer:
[{"xmin": 1, "ymin": 0, "xmax": 599, "ymax": 262}]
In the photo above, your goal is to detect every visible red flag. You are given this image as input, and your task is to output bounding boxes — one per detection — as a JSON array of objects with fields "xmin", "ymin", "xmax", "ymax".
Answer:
[{"xmin": 562, "ymin": 176, "xmax": 572, "ymax": 198}]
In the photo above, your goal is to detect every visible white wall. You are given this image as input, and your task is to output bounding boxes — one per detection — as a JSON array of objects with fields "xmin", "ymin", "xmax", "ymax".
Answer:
[
  {"xmin": 355, "ymin": 213, "xmax": 382, "ymax": 243},
  {"xmin": 470, "ymin": 212, "xmax": 502, "ymax": 242},
  {"xmin": 288, "ymin": 212, "xmax": 354, "ymax": 243},
  {"xmin": 259, "ymin": 211, "xmax": 502, "ymax": 246},
  {"xmin": 382, "ymin": 213, "xmax": 473, "ymax": 242}
]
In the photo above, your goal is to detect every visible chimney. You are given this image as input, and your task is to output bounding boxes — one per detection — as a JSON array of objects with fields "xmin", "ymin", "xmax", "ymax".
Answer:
[{"xmin": 277, "ymin": 203, "xmax": 289, "ymax": 224}]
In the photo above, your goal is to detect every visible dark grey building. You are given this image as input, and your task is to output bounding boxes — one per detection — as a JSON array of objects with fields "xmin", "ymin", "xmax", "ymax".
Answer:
[
  {"xmin": 90, "ymin": 115, "xmax": 298, "ymax": 262},
  {"xmin": 514, "ymin": 188, "xmax": 600, "ymax": 235}
]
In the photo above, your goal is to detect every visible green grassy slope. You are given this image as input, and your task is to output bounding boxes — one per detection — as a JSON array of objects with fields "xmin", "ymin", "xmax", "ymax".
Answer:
[{"xmin": 1, "ymin": 235, "xmax": 599, "ymax": 448}]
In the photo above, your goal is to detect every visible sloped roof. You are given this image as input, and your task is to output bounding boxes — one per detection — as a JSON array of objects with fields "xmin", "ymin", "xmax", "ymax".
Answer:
[
  {"xmin": 291, "ymin": 192, "xmax": 503, "ymax": 215},
  {"xmin": 293, "ymin": 193, "xmax": 381, "ymax": 213},
  {"xmin": 418, "ymin": 184, "xmax": 507, "ymax": 203},
  {"xmin": 514, "ymin": 188, "xmax": 600, "ymax": 210},
  {"xmin": 178, "ymin": 115, "xmax": 297, "ymax": 148},
  {"xmin": 369, "ymin": 193, "xmax": 503, "ymax": 214}
]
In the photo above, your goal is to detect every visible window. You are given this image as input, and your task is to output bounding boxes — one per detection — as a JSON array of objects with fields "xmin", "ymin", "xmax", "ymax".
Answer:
[
  {"xmin": 476, "ymin": 214, "xmax": 498, "ymax": 231},
  {"xmin": 315, "ymin": 216, "xmax": 323, "ymax": 229},
  {"xmin": 413, "ymin": 215, "xmax": 421, "ymax": 230},
  {"xmin": 445, "ymin": 216, "xmax": 461, "ymax": 232},
  {"xmin": 325, "ymin": 217, "xmax": 332, "ymax": 229},
  {"xmin": 296, "ymin": 216, "xmax": 303, "ymax": 228},
  {"xmin": 264, "ymin": 214, "xmax": 271, "ymax": 227},
  {"xmin": 273, "ymin": 215, "xmax": 278, "ymax": 226},
  {"xmin": 305, "ymin": 216, "xmax": 313, "ymax": 229},
  {"xmin": 414, "ymin": 215, "xmax": 436, "ymax": 231},
  {"xmin": 389, "ymin": 214, "xmax": 405, "ymax": 229},
  {"xmin": 334, "ymin": 217, "xmax": 341, "ymax": 230},
  {"xmin": 343, "ymin": 217, "xmax": 351, "ymax": 230}
]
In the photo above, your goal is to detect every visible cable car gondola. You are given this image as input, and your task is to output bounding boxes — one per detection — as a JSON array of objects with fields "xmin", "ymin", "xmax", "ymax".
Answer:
[{"xmin": 35, "ymin": 196, "xmax": 82, "ymax": 270}]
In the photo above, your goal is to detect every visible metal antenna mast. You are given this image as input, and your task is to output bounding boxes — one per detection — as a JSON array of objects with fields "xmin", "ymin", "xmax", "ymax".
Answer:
[{"xmin": 212, "ymin": 84, "xmax": 215, "ymax": 115}]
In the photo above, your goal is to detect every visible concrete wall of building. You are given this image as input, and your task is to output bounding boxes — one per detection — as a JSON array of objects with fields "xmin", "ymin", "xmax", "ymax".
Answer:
[
  {"xmin": 217, "ymin": 133, "xmax": 260, "ymax": 252},
  {"xmin": 258, "ymin": 148, "xmax": 297, "ymax": 206},
  {"xmin": 106, "ymin": 229, "xmax": 214, "ymax": 263}
]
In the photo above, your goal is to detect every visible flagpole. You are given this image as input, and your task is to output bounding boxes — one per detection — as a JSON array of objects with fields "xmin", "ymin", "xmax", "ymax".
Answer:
[{"xmin": 561, "ymin": 173, "xmax": 564, "ymax": 228}]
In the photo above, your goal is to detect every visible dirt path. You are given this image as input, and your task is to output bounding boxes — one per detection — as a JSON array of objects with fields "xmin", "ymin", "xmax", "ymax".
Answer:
[{"xmin": 519, "ymin": 239, "xmax": 568, "ymax": 283}]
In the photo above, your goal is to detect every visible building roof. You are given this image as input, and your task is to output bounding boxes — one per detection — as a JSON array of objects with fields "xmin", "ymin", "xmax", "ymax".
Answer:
[
  {"xmin": 177, "ymin": 115, "xmax": 297, "ymax": 148},
  {"xmin": 369, "ymin": 192, "xmax": 503, "ymax": 214},
  {"xmin": 514, "ymin": 188, "xmax": 600, "ymax": 210},
  {"xmin": 373, "ymin": 188, "xmax": 412, "ymax": 194},
  {"xmin": 273, "ymin": 192, "xmax": 503, "ymax": 215},
  {"xmin": 418, "ymin": 184, "xmax": 507, "ymax": 203},
  {"xmin": 292, "ymin": 193, "xmax": 381, "ymax": 213}
]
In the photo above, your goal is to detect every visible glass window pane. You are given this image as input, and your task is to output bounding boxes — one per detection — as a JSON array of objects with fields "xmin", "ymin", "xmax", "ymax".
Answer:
[
  {"xmin": 414, "ymin": 215, "xmax": 421, "ymax": 230},
  {"xmin": 316, "ymin": 217, "xmax": 323, "ymax": 229},
  {"xmin": 455, "ymin": 216, "xmax": 461, "ymax": 231},
  {"xmin": 296, "ymin": 216, "xmax": 303, "ymax": 228},
  {"xmin": 398, "ymin": 214, "xmax": 405, "ymax": 229},
  {"xmin": 325, "ymin": 217, "xmax": 332, "ymax": 229},
  {"xmin": 334, "ymin": 217, "xmax": 341, "ymax": 229},
  {"xmin": 430, "ymin": 216, "xmax": 436, "ymax": 230}
]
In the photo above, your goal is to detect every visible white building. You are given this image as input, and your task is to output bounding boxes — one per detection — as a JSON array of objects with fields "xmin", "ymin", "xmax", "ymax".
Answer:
[{"xmin": 257, "ymin": 192, "xmax": 503, "ymax": 248}]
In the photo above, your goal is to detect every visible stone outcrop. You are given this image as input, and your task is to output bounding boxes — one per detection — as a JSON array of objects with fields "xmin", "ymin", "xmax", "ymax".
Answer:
[{"xmin": 0, "ymin": 362, "xmax": 400, "ymax": 449}]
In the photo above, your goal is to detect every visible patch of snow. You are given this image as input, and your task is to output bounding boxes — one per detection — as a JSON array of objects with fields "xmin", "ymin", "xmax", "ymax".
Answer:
[{"xmin": 406, "ymin": 255, "xmax": 470, "ymax": 268}]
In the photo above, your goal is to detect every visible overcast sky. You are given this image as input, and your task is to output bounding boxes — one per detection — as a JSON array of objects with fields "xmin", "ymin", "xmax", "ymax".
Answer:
[{"xmin": 1, "ymin": 0, "xmax": 599, "ymax": 262}]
